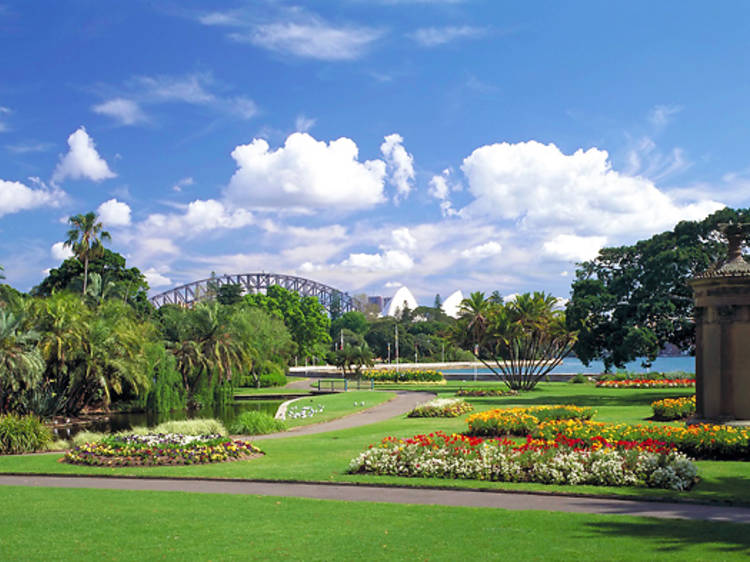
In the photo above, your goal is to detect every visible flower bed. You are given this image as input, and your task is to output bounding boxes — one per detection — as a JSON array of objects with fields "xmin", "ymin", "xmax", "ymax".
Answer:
[
  {"xmin": 63, "ymin": 433, "xmax": 262, "ymax": 467},
  {"xmin": 348, "ymin": 431, "xmax": 697, "ymax": 490},
  {"xmin": 652, "ymin": 395, "xmax": 696, "ymax": 421},
  {"xmin": 361, "ymin": 369, "xmax": 445, "ymax": 384},
  {"xmin": 407, "ymin": 398, "xmax": 473, "ymax": 418},
  {"xmin": 596, "ymin": 379, "xmax": 695, "ymax": 389},
  {"xmin": 466, "ymin": 405, "xmax": 595, "ymax": 436},
  {"xmin": 455, "ymin": 389, "xmax": 519, "ymax": 397},
  {"xmin": 533, "ymin": 419, "xmax": 750, "ymax": 461}
]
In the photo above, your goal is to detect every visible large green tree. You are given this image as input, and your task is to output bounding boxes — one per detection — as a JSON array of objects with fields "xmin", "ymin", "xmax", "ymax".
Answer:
[
  {"xmin": 566, "ymin": 207, "xmax": 750, "ymax": 370},
  {"xmin": 32, "ymin": 248, "xmax": 151, "ymax": 314},
  {"xmin": 0, "ymin": 309, "xmax": 44, "ymax": 414},
  {"xmin": 64, "ymin": 212, "xmax": 111, "ymax": 295}
]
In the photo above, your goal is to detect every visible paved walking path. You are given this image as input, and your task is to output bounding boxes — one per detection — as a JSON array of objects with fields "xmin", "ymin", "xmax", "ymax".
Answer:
[
  {"xmin": 2, "ymin": 474, "xmax": 749, "ymax": 523},
  {"xmin": 251, "ymin": 390, "xmax": 434, "ymax": 440}
]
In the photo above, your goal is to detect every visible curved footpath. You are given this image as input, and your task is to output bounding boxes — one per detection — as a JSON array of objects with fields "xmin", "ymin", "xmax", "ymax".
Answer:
[
  {"xmin": 4, "ymin": 387, "xmax": 750, "ymax": 523},
  {"xmin": 2, "ymin": 474, "xmax": 749, "ymax": 522},
  {"xmin": 250, "ymin": 390, "xmax": 434, "ymax": 440}
]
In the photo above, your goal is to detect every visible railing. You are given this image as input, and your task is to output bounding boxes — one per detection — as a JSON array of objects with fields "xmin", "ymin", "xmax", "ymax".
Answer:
[{"xmin": 316, "ymin": 379, "xmax": 375, "ymax": 392}]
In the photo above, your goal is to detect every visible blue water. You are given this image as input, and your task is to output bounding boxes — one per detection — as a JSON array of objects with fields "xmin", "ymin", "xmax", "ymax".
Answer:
[{"xmin": 445, "ymin": 356, "xmax": 694, "ymax": 375}]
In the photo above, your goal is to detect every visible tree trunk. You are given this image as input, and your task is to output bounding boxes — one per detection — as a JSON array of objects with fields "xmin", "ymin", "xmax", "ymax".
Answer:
[{"xmin": 82, "ymin": 256, "xmax": 89, "ymax": 295}]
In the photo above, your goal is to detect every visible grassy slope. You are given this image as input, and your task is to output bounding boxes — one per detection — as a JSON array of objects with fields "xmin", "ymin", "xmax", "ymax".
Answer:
[
  {"xmin": 4, "ymin": 383, "xmax": 746, "ymax": 506},
  {"xmin": 281, "ymin": 390, "xmax": 395, "ymax": 428},
  {"xmin": 2, "ymin": 486, "xmax": 748, "ymax": 561}
]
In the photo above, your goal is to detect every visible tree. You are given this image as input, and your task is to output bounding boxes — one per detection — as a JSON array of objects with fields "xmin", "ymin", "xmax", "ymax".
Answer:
[
  {"xmin": 433, "ymin": 293, "xmax": 442, "ymax": 310},
  {"xmin": 0, "ymin": 265, "xmax": 4, "ymax": 281},
  {"xmin": 217, "ymin": 284, "xmax": 244, "ymax": 306},
  {"xmin": 331, "ymin": 310, "xmax": 369, "ymax": 339},
  {"xmin": 566, "ymin": 207, "xmax": 750, "ymax": 370},
  {"xmin": 32, "ymin": 248, "xmax": 151, "ymax": 314},
  {"xmin": 0, "ymin": 309, "xmax": 44, "ymax": 414},
  {"xmin": 64, "ymin": 212, "xmax": 111, "ymax": 295},
  {"xmin": 453, "ymin": 292, "xmax": 577, "ymax": 390}
]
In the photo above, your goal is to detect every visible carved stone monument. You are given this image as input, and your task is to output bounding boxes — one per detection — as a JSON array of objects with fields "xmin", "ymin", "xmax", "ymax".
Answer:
[{"xmin": 689, "ymin": 223, "xmax": 750, "ymax": 425}]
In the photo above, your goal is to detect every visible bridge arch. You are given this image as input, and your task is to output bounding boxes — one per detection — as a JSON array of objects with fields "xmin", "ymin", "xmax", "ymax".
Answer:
[{"xmin": 148, "ymin": 272, "xmax": 360, "ymax": 315}]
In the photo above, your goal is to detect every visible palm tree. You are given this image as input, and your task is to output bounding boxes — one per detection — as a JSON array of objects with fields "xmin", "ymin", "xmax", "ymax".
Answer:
[
  {"xmin": 0, "ymin": 309, "xmax": 44, "ymax": 414},
  {"xmin": 457, "ymin": 291, "xmax": 491, "ymax": 354},
  {"xmin": 64, "ymin": 212, "xmax": 111, "ymax": 295},
  {"xmin": 0, "ymin": 265, "xmax": 5, "ymax": 281}
]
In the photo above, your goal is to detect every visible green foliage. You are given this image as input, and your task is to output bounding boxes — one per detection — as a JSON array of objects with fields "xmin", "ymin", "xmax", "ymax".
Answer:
[
  {"xmin": 244, "ymin": 285, "xmax": 331, "ymax": 360},
  {"xmin": 32, "ymin": 248, "xmax": 151, "ymax": 315},
  {"xmin": 566, "ymin": 207, "xmax": 750, "ymax": 371},
  {"xmin": 136, "ymin": 342, "xmax": 187, "ymax": 413},
  {"xmin": 651, "ymin": 395, "xmax": 696, "ymax": 421},
  {"xmin": 258, "ymin": 370, "xmax": 287, "ymax": 388},
  {"xmin": 0, "ymin": 308, "xmax": 45, "ymax": 414},
  {"xmin": 150, "ymin": 418, "xmax": 228, "ymax": 437},
  {"xmin": 570, "ymin": 373, "xmax": 588, "ymax": 384},
  {"xmin": 230, "ymin": 410, "xmax": 286, "ymax": 435},
  {"xmin": 216, "ymin": 284, "xmax": 244, "ymax": 305},
  {"xmin": 452, "ymin": 291, "xmax": 577, "ymax": 390},
  {"xmin": 327, "ymin": 337, "xmax": 375, "ymax": 378},
  {"xmin": 0, "ymin": 413, "xmax": 52, "ymax": 454},
  {"xmin": 330, "ymin": 310, "xmax": 368, "ymax": 337},
  {"xmin": 361, "ymin": 369, "xmax": 444, "ymax": 383},
  {"xmin": 72, "ymin": 430, "xmax": 107, "ymax": 446}
]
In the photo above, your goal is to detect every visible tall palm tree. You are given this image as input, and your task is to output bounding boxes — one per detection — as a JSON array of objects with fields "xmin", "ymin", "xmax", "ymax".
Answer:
[
  {"xmin": 64, "ymin": 212, "xmax": 111, "ymax": 295},
  {"xmin": 457, "ymin": 291, "xmax": 491, "ymax": 354},
  {"xmin": 0, "ymin": 265, "xmax": 5, "ymax": 281}
]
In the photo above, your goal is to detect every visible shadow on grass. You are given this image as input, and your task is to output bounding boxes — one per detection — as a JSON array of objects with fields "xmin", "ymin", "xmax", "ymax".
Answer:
[{"xmin": 584, "ymin": 514, "xmax": 750, "ymax": 555}]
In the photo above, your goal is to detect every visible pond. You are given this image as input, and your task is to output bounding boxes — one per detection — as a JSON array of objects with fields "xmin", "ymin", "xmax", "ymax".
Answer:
[{"xmin": 56, "ymin": 399, "xmax": 285, "ymax": 439}]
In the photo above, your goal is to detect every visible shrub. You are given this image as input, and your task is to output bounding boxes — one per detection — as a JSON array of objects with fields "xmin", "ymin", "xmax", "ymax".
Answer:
[
  {"xmin": 361, "ymin": 369, "xmax": 445, "ymax": 384},
  {"xmin": 72, "ymin": 430, "xmax": 107, "ymax": 447},
  {"xmin": 569, "ymin": 373, "xmax": 588, "ymax": 384},
  {"xmin": 651, "ymin": 395, "xmax": 696, "ymax": 420},
  {"xmin": 230, "ymin": 411, "xmax": 286, "ymax": 435},
  {"xmin": 0, "ymin": 414, "xmax": 52, "ymax": 454},
  {"xmin": 466, "ymin": 405, "xmax": 595, "ymax": 437},
  {"xmin": 349, "ymin": 431, "xmax": 697, "ymax": 490},
  {"xmin": 258, "ymin": 371, "xmax": 288, "ymax": 388},
  {"xmin": 408, "ymin": 398, "xmax": 474, "ymax": 418},
  {"xmin": 598, "ymin": 371, "xmax": 692, "ymax": 382},
  {"xmin": 455, "ymin": 389, "xmax": 519, "ymax": 397},
  {"xmin": 150, "ymin": 419, "xmax": 228, "ymax": 437}
]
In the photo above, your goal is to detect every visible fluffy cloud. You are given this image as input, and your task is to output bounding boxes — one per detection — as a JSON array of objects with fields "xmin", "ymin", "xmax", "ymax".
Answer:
[
  {"xmin": 51, "ymin": 127, "xmax": 116, "ymax": 184},
  {"xmin": 140, "ymin": 199, "xmax": 253, "ymax": 237},
  {"xmin": 341, "ymin": 250, "xmax": 414, "ymax": 271},
  {"xmin": 143, "ymin": 268, "xmax": 172, "ymax": 288},
  {"xmin": 543, "ymin": 234, "xmax": 606, "ymax": 262},
  {"xmin": 50, "ymin": 241, "xmax": 73, "ymax": 261},
  {"xmin": 97, "ymin": 198, "xmax": 131, "ymax": 227},
  {"xmin": 461, "ymin": 241, "xmax": 502, "ymax": 259},
  {"xmin": 0, "ymin": 179, "xmax": 64, "ymax": 217},
  {"xmin": 461, "ymin": 140, "xmax": 722, "ymax": 237},
  {"xmin": 409, "ymin": 25, "xmax": 486, "ymax": 47},
  {"xmin": 391, "ymin": 227, "xmax": 416, "ymax": 251},
  {"xmin": 225, "ymin": 133, "xmax": 387, "ymax": 211},
  {"xmin": 92, "ymin": 98, "xmax": 147, "ymax": 125},
  {"xmin": 380, "ymin": 134, "xmax": 415, "ymax": 202},
  {"xmin": 428, "ymin": 169, "xmax": 458, "ymax": 216}
]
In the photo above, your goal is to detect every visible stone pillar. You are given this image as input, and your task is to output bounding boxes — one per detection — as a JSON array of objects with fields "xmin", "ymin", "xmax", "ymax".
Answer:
[{"xmin": 689, "ymin": 223, "xmax": 750, "ymax": 425}]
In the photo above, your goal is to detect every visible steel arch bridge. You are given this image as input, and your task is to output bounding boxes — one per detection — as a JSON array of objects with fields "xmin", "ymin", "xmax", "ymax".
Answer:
[{"xmin": 148, "ymin": 272, "xmax": 360, "ymax": 314}]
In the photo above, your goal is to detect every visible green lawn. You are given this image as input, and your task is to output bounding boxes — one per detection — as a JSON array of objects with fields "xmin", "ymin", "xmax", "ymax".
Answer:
[
  {"xmin": 1, "ymin": 486, "xmax": 748, "ymax": 561},
  {"xmin": 3, "ymin": 382, "xmax": 745, "ymax": 507},
  {"xmin": 282, "ymin": 390, "xmax": 395, "ymax": 428}
]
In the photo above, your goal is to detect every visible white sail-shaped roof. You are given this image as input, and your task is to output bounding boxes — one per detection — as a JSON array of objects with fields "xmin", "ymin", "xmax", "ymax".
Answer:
[
  {"xmin": 441, "ymin": 290, "xmax": 464, "ymax": 318},
  {"xmin": 385, "ymin": 286, "xmax": 418, "ymax": 317}
]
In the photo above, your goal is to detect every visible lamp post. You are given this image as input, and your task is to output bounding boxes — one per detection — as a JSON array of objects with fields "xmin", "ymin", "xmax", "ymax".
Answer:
[{"xmin": 395, "ymin": 324, "xmax": 400, "ymax": 373}]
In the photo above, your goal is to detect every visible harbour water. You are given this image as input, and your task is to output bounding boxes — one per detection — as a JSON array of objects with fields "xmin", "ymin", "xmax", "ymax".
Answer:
[{"xmin": 443, "ymin": 356, "xmax": 694, "ymax": 376}]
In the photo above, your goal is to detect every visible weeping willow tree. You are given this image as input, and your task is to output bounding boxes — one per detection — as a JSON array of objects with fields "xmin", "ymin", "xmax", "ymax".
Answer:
[{"xmin": 454, "ymin": 292, "xmax": 577, "ymax": 390}]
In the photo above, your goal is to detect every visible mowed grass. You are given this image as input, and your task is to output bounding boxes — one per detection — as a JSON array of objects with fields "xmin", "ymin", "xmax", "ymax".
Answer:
[
  {"xmin": 282, "ymin": 390, "xmax": 395, "ymax": 428},
  {"xmin": 1, "ymin": 486, "xmax": 749, "ymax": 561},
  {"xmin": 3, "ymin": 382, "xmax": 745, "ymax": 506}
]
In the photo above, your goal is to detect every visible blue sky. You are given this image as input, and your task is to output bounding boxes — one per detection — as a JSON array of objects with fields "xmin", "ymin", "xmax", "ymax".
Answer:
[{"xmin": 1, "ymin": 1, "xmax": 748, "ymax": 303}]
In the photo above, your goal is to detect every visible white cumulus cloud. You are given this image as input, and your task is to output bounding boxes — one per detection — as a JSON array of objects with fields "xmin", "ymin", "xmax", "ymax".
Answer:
[
  {"xmin": 391, "ymin": 227, "xmax": 417, "ymax": 251},
  {"xmin": 97, "ymin": 198, "xmax": 132, "ymax": 227},
  {"xmin": 143, "ymin": 268, "xmax": 172, "ymax": 288},
  {"xmin": 52, "ymin": 127, "xmax": 116, "ymax": 184},
  {"xmin": 342, "ymin": 250, "xmax": 414, "ymax": 271},
  {"xmin": 50, "ymin": 241, "xmax": 74, "ymax": 261},
  {"xmin": 380, "ymin": 133, "xmax": 415, "ymax": 202},
  {"xmin": 225, "ymin": 132, "xmax": 387, "ymax": 211},
  {"xmin": 543, "ymin": 234, "xmax": 607, "ymax": 262},
  {"xmin": 461, "ymin": 140, "xmax": 723, "ymax": 237},
  {"xmin": 0, "ymin": 179, "xmax": 64, "ymax": 217},
  {"xmin": 461, "ymin": 241, "xmax": 502, "ymax": 259},
  {"xmin": 92, "ymin": 98, "xmax": 147, "ymax": 125}
]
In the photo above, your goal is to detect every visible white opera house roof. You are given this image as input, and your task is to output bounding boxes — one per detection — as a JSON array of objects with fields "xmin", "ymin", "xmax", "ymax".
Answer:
[{"xmin": 382, "ymin": 286, "xmax": 464, "ymax": 319}]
